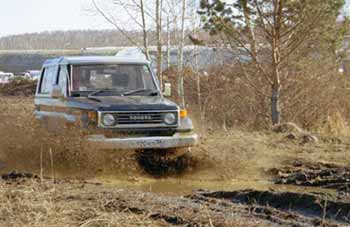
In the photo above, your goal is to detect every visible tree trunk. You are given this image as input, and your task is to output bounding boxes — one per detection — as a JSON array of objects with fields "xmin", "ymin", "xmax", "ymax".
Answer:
[
  {"xmin": 196, "ymin": 54, "xmax": 201, "ymax": 108},
  {"xmin": 166, "ymin": 15, "xmax": 171, "ymax": 69},
  {"xmin": 271, "ymin": 83, "xmax": 281, "ymax": 125},
  {"xmin": 177, "ymin": 0, "xmax": 186, "ymax": 108},
  {"xmin": 271, "ymin": 46, "xmax": 281, "ymax": 125},
  {"xmin": 242, "ymin": 0, "xmax": 257, "ymax": 57},
  {"xmin": 270, "ymin": 0, "xmax": 283, "ymax": 125},
  {"xmin": 192, "ymin": 8, "xmax": 201, "ymax": 109},
  {"xmin": 156, "ymin": 0, "xmax": 163, "ymax": 89},
  {"xmin": 140, "ymin": 0, "xmax": 150, "ymax": 61},
  {"xmin": 271, "ymin": 46, "xmax": 282, "ymax": 125}
]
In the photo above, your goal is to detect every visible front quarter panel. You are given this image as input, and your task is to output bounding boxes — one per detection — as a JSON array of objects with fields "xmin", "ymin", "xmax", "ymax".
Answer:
[{"xmin": 178, "ymin": 117, "xmax": 194, "ymax": 132}]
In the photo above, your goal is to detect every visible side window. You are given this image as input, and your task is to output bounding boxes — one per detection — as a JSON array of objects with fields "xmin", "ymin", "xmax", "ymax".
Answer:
[
  {"xmin": 58, "ymin": 66, "xmax": 68, "ymax": 96},
  {"xmin": 39, "ymin": 66, "xmax": 57, "ymax": 94}
]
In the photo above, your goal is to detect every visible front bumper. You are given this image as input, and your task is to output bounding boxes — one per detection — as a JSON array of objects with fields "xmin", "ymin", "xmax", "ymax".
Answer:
[{"xmin": 85, "ymin": 133, "xmax": 198, "ymax": 150}]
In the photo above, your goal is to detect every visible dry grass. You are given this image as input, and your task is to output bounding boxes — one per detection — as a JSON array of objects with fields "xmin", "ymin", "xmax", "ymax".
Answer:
[
  {"xmin": 0, "ymin": 176, "xmax": 278, "ymax": 227},
  {"xmin": 164, "ymin": 63, "xmax": 350, "ymax": 134},
  {"xmin": 191, "ymin": 128, "xmax": 350, "ymax": 184},
  {"xmin": 0, "ymin": 180, "xmax": 168, "ymax": 227}
]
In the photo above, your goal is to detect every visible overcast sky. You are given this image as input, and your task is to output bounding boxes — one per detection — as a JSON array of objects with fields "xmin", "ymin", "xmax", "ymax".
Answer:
[
  {"xmin": 0, "ymin": 0, "xmax": 112, "ymax": 37},
  {"xmin": 0, "ymin": 0, "xmax": 348, "ymax": 38}
]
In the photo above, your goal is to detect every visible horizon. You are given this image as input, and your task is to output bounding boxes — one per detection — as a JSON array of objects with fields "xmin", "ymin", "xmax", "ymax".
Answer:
[
  {"xmin": 0, "ymin": 0, "xmax": 112, "ymax": 38},
  {"xmin": 1, "ymin": 0, "xmax": 348, "ymax": 39}
]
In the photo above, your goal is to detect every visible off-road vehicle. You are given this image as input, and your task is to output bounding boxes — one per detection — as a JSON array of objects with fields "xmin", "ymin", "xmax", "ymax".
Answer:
[{"xmin": 34, "ymin": 56, "xmax": 198, "ymax": 162}]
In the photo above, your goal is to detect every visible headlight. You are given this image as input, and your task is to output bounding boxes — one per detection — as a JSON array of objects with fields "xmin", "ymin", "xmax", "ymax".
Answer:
[
  {"xmin": 102, "ymin": 114, "xmax": 115, "ymax": 126},
  {"xmin": 164, "ymin": 113, "xmax": 176, "ymax": 125}
]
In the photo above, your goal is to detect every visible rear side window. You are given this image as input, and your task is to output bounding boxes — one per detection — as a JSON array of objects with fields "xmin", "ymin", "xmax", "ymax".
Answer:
[
  {"xmin": 39, "ymin": 66, "xmax": 57, "ymax": 94},
  {"xmin": 58, "ymin": 66, "xmax": 69, "ymax": 96}
]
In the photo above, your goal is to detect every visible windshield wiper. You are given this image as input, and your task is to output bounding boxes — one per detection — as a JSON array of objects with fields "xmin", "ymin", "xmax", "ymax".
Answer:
[
  {"xmin": 88, "ymin": 90, "xmax": 105, "ymax": 97},
  {"xmin": 87, "ymin": 90, "xmax": 105, "ymax": 102},
  {"xmin": 122, "ymin": 89, "xmax": 159, "ymax": 96}
]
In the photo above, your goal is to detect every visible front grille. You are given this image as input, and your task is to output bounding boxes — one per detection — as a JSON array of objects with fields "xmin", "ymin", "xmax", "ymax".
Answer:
[
  {"xmin": 117, "ymin": 112, "xmax": 164, "ymax": 124},
  {"xmin": 98, "ymin": 111, "xmax": 179, "ymax": 128}
]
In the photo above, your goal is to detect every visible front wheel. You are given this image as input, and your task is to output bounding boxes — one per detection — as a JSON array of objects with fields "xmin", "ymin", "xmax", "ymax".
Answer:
[{"xmin": 135, "ymin": 148, "xmax": 192, "ymax": 176}]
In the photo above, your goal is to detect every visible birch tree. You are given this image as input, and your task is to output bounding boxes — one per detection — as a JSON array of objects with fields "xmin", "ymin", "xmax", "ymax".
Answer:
[
  {"xmin": 140, "ymin": 0, "xmax": 151, "ymax": 60},
  {"xmin": 177, "ymin": 0, "xmax": 186, "ymax": 108},
  {"xmin": 92, "ymin": 0, "xmax": 153, "ymax": 59},
  {"xmin": 92, "ymin": 0, "xmax": 142, "ymax": 49},
  {"xmin": 156, "ymin": 0, "xmax": 163, "ymax": 88},
  {"xmin": 92, "ymin": 0, "xmax": 198, "ymax": 99}
]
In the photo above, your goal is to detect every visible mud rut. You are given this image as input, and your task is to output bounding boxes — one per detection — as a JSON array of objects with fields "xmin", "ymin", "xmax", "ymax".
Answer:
[{"xmin": 271, "ymin": 160, "xmax": 350, "ymax": 195}]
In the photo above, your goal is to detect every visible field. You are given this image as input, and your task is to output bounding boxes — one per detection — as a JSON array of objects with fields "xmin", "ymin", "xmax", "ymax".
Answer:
[{"xmin": 1, "ymin": 97, "xmax": 350, "ymax": 226}]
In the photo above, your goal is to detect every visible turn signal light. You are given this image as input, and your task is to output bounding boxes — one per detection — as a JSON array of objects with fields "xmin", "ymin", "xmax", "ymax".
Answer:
[
  {"xmin": 88, "ymin": 111, "xmax": 97, "ymax": 122},
  {"xmin": 180, "ymin": 109, "xmax": 188, "ymax": 118}
]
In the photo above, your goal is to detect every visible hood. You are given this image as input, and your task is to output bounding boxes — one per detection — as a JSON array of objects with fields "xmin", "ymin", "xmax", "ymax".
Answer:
[{"xmin": 68, "ymin": 96, "xmax": 179, "ymax": 111}]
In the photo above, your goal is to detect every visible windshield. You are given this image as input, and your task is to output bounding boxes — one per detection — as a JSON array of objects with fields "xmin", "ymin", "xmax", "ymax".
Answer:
[{"xmin": 71, "ymin": 64, "xmax": 157, "ymax": 96}]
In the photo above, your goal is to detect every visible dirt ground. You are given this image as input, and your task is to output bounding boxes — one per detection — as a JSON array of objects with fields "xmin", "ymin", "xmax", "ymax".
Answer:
[{"xmin": 2, "ymin": 97, "xmax": 350, "ymax": 226}]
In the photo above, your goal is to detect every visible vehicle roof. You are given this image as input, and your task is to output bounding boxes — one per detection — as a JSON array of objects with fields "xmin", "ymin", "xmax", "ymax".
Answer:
[{"xmin": 43, "ymin": 56, "xmax": 150, "ymax": 67}]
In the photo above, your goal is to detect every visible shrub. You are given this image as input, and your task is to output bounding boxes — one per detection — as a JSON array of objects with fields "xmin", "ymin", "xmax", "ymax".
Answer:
[
  {"xmin": 0, "ymin": 77, "xmax": 37, "ymax": 96},
  {"xmin": 164, "ymin": 62, "xmax": 350, "ymax": 134}
]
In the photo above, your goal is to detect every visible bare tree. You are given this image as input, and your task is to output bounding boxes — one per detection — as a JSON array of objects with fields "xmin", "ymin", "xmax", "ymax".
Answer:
[
  {"xmin": 91, "ymin": 0, "xmax": 159, "ymax": 59},
  {"xmin": 191, "ymin": 9, "xmax": 201, "ymax": 109},
  {"xmin": 92, "ymin": 0, "xmax": 142, "ymax": 49},
  {"xmin": 140, "ymin": 0, "xmax": 150, "ymax": 60},
  {"xmin": 177, "ymin": 0, "xmax": 186, "ymax": 108},
  {"xmin": 166, "ymin": 14, "xmax": 171, "ymax": 69},
  {"xmin": 90, "ymin": 0, "xmax": 199, "ymax": 101},
  {"xmin": 156, "ymin": 0, "xmax": 163, "ymax": 88}
]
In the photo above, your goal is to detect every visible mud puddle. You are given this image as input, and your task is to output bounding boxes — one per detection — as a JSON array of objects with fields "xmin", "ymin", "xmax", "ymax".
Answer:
[{"xmin": 2, "ymin": 166, "xmax": 349, "ymax": 226}]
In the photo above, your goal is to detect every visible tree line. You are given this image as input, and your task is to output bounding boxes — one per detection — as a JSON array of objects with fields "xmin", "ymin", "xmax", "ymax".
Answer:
[
  {"xmin": 1, "ymin": 0, "xmax": 348, "ymax": 128},
  {"xmin": 0, "ymin": 30, "xmax": 182, "ymax": 50}
]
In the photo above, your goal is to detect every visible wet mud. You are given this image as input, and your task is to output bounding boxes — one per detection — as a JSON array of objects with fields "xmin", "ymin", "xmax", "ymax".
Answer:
[
  {"xmin": 2, "ymin": 176, "xmax": 349, "ymax": 226},
  {"xmin": 270, "ymin": 160, "xmax": 350, "ymax": 195},
  {"xmin": 1, "ymin": 171, "xmax": 38, "ymax": 181},
  {"xmin": 135, "ymin": 152, "xmax": 197, "ymax": 177},
  {"xmin": 194, "ymin": 190, "xmax": 350, "ymax": 225}
]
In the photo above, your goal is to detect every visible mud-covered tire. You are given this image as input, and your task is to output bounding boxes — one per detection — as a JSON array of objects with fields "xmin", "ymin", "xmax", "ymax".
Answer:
[{"xmin": 136, "ymin": 149, "xmax": 191, "ymax": 176}]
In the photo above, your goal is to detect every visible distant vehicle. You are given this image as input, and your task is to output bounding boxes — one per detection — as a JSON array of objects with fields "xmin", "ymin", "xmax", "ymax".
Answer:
[
  {"xmin": 34, "ymin": 56, "xmax": 198, "ymax": 162},
  {"xmin": 0, "ymin": 72, "xmax": 14, "ymax": 84},
  {"xmin": 27, "ymin": 70, "xmax": 41, "ymax": 81},
  {"xmin": 17, "ymin": 70, "xmax": 41, "ymax": 81},
  {"xmin": 16, "ymin": 72, "xmax": 31, "ymax": 79}
]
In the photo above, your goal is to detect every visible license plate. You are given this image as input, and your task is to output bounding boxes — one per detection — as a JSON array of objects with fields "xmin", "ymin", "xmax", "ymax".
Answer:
[{"xmin": 133, "ymin": 139, "xmax": 164, "ymax": 148}]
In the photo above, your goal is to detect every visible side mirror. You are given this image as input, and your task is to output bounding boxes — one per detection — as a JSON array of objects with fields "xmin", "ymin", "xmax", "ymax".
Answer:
[
  {"xmin": 51, "ymin": 85, "xmax": 64, "ymax": 99},
  {"xmin": 163, "ymin": 83, "xmax": 171, "ymax": 97}
]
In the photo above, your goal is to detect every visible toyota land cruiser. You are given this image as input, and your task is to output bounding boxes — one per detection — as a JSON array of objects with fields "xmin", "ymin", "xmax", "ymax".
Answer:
[{"xmin": 34, "ymin": 56, "xmax": 198, "ymax": 159}]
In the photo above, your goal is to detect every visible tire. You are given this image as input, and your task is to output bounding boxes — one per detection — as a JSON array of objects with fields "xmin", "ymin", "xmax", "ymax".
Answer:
[{"xmin": 136, "ymin": 148, "xmax": 191, "ymax": 176}]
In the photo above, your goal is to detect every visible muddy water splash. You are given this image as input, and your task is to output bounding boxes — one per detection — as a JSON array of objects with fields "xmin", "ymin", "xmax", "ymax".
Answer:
[
  {"xmin": 0, "ymin": 97, "xmax": 205, "ymax": 179},
  {"xmin": 0, "ymin": 97, "xmax": 134, "ymax": 177}
]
